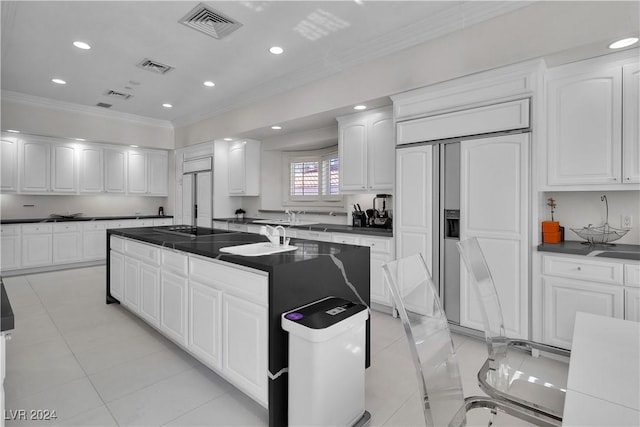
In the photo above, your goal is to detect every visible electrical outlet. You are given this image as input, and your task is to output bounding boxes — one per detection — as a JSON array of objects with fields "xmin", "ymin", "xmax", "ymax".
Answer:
[{"xmin": 621, "ymin": 214, "xmax": 633, "ymax": 229}]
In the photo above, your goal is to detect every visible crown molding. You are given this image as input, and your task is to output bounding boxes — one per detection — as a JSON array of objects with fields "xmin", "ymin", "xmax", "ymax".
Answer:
[{"xmin": 1, "ymin": 90, "xmax": 174, "ymax": 129}]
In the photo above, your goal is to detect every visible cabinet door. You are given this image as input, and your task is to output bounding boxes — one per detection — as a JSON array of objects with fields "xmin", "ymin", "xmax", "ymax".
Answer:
[
  {"xmin": 20, "ymin": 140, "xmax": 50, "ymax": 192},
  {"xmin": 547, "ymin": 66, "xmax": 622, "ymax": 185},
  {"xmin": 339, "ymin": 121, "xmax": 367, "ymax": 192},
  {"xmin": 109, "ymin": 250, "xmax": 124, "ymax": 301},
  {"xmin": 370, "ymin": 253, "xmax": 392, "ymax": 306},
  {"xmin": 124, "ymin": 257, "xmax": 140, "ymax": 311},
  {"xmin": 51, "ymin": 143, "xmax": 77, "ymax": 193},
  {"xmin": 196, "ymin": 171, "xmax": 212, "ymax": 228},
  {"xmin": 368, "ymin": 112, "xmax": 394, "ymax": 190},
  {"xmin": 460, "ymin": 134, "xmax": 529, "ymax": 338},
  {"xmin": 1, "ymin": 138, "xmax": 17, "ymax": 192},
  {"xmin": 625, "ymin": 287, "xmax": 640, "ymax": 322},
  {"xmin": 0, "ymin": 227, "xmax": 20, "ymax": 271},
  {"xmin": 139, "ymin": 263, "xmax": 160, "ymax": 327},
  {"xmin": 623, "ymin": 63, "xmax": 640, "ymax": 184},
  {"xmin": 83, "ymin": 230, "xmax": 106, "ymax": 261},
  {"xmin": 52, "ymin": 232, "xmax": 82, "ymax": 264},
  {"xmin": 395, "ymin": 145, "xmax": 433, "ymax": 271},
  {"xmin": 22, "ymin": 233, "xmax": 52, "ymax": 267},
  {"xmin": 222, "ymin": 293, "xmax": 268, "ymax": 405},
  {"xmin": 228, "ymin": 143, "xmax": 245, "ymax": 194},
  {"xmin": 160, "ymin": 270, "xmax": 188, "ymax": 346},
  {"xmin": 148, "ymin": 151, "xmax": 168, "ymax": 196},
  {"xmin": 127, "ymin": 151, "xmax": 147, "ymax": 194},
  {"xmin": 80, "ymin": 146, "xmax": 104, "ymax": 193},
  {"xmin": 105, "ymin": 149, "xmax": 127, "ymax": 193},
  {"xmin": 188, "ymin": 280, "xmax": 222, "ymax": 370},
  {"xmin": 542, "ymin": 277, "xmax": 624, "ymax": 348}
]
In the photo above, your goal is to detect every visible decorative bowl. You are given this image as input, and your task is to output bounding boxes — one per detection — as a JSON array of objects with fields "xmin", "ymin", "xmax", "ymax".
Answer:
[{"xmin": 570, "ymin": 224, "xmax": 629, "ymax": 245}]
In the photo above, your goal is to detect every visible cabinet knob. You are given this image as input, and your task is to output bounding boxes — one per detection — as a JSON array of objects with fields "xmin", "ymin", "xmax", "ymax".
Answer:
[
  {"xmin": 577, "ymin": 266, "xmax": 582, "ymax": 271},
  {"xmin": 613, "ymin": 178, "xmax": 617, "ymax": 181}
]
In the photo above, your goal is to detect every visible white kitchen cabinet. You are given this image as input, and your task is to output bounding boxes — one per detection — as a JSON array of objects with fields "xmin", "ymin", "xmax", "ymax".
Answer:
[
  {"xmin": 147, "ymin": 150, "xmax": 169, "ymax": 196},
  {"xmin": 127, "ymin": 151, "xmax": 147, "ymax": 194},
  {"xmin": 227, "ymin": 223, "xmax": 248, "ymax": 233},
  {"xmin": 293, "ymin": 229, "xmax": 332, "ymax": 242},
  {"xmin": 222, "ymin": 293, "xmax": 268, "ymax": 406},
  {"xmin": 152, "ymin": 218, "xmax": 173, "ymax": 226},
  {"xmin": 626, "ymin": 288, "xmax": 640, "ymax": 322},
  {"xmin": 19, "ymin": 139, "xmax": 50, "ymax": 193},
  {"xmin": 21, "ymin": 223, "xmax": 52, "ymax": 267},
  {"xmin": 338, "ymin": 107, "xmax": 394, "ymax": 192},
  {"xmin": 80, "ymin": 145, "xmax": 104, "ymax": 193},
  {"xmin": 395, "ymin": 144, "xmax": 433, "ymax": 271},
  {"xmin": 124, "ymin": 257, "xmax": 140, "ymax": 311},
  {"xmin": 331, "ymin": 233, "xmax": 361, "ymax": 245},
  {"xmin": 546, "ymin": 55, "xmax": 639, "ymax": 187},
  {"xmin": 361, "ymin": 236, "xmax": 394, "ymax": 306},
  {"xmin": 139, "ymin": 263, "xmax": 161, "ymax": 327},
  {"xmin": 1, "ymin": 137, "xmax": 18, "ymax": 192},
  {"xmin": 51, "ymin": 142, "xmax": 78, "ymax": 193},
  {"xmin": 228, "ymin": 140, "xmax": 260, "ymax": 196},
  {"xmin": 82, "ymin": 221, "xmax": 107, "ymax": 261},
  {"xmin": 160, "ymin": 270, "xmax": 189, "ymax": 346},
  {"xmin": 109, "ymin": 250, "xmax": 125, "ymax": 301},
  {"xmin": 0, "ymin": 225, "xmax": 21, "ymax": 271},
  {"xmin": 623, "ymin": 62, "xmax": 640, "ymax": 183},
  {"xmin": 105, "ymin": 148, "xmax": 127, "ymax": 193},
  {"xmin": 52, "ymin": 222, "xmax": 82, "ymax": 264},
  {"xmin": 460, "ymin": 133, "xmax": 529, "ymax": 338},
  {"xmin": 188, "ymin": 280, "xmax": 222, "ymax": 370},
  {"xmin": 212, "ymin": 220, "xmax": 229, "ymax": 231}
]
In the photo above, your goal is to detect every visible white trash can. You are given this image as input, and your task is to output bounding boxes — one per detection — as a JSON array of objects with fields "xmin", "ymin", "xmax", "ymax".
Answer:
[{"xmin": 282, "ymin": 296, "xmax": 370, "ymax": 427}]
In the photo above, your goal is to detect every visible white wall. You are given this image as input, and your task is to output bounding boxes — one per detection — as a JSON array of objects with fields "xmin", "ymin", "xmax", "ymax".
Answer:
[
  {"xmin": 542, "ymin": 191, "xmax": 640, "ymax": 245},
  {"xmin": 0, "ymin": 194, "xmax": 167, "ymax": 219},
  {"xmin": 174, "ymin": 1, "xmax": 639, "ymax": 147},
  {"xmin": 1, "ymin": 97, "xmax": 174, "ymax": 149}
]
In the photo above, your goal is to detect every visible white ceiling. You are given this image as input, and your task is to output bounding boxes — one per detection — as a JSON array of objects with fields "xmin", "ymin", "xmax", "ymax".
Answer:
[{"xmin": 1, "ymin": 1, "xmax": 533, "ymax": 128}]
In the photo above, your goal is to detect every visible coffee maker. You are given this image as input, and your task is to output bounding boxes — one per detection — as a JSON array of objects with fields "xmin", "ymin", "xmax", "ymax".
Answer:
[{"xmin": 370, "ymin": 194, "xmax": 392, "ymax": 229}]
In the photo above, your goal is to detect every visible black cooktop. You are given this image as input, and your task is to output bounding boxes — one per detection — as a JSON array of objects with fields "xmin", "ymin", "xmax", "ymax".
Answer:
[{"xmin": 153, "ymin": 225, "xmax": 230, "ymax": 237}]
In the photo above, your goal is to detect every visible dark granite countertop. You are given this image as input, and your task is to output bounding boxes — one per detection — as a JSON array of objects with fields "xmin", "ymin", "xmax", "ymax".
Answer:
[
  {"xmin": 2, "ymin": 215, "xmax": 173, "ymax": 224},
  {"xmin": 214, "ymin": 217, "xmax": 393, "ymax": 238},
  {"xmin": 538, "ymin": 240, "xmax": 640, "ymax": 261},
  {"xmin": 108, "ymin": 226, "xmax": 369, "ymax": 273},
  {"xmin": 1, "ymin": 279, "xmax": 15, "ymax": 332}
]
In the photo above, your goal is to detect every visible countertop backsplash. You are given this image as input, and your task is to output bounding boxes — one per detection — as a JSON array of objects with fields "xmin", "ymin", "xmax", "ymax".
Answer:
[
  {"xmin": 543, "ymin": 191, "xmax": 640, "ymax": 245},
  {"xmin": 0, "ymin": 194, "xmax": 168, "ymax": 220}
]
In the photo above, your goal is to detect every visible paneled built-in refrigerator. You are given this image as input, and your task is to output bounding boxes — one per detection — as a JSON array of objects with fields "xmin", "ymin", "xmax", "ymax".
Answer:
[{"xmin": 182, "ymin": 157, "xmax": 213, "ymax": 227}]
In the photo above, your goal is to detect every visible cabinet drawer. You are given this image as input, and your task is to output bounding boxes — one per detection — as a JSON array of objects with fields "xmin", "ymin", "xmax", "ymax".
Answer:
[
  {"xmin": 543, "ymin": 255, "xmax": 624, "ymax": 285},
  {"xmin": 625, "ymin": 264, "xmax": 640, "ymax": 287},
  {"xmin": 228, "ymin": 223, "xmax": 248, "ymax": 232},
  {"xmin": 332, "ymin": 233, "xmax": 361, "ymax": 245},
  {"xmin": 110, "ymin": 235, "xmax": 125, "ymax": 252},
  {"xmin": 360, "ymin": 236, "xmax": 392, "ymax": 254},
  {"xmin": 0, "ymin": 225, "xmax": 21, "ymax": 236},
  {"xmin": 295, "ymin": 230, "xmax": 331, "ymax": 242},
  {"xmin": 189, "ymin": 256, "xmax": 268, "ymax": 305},
  {"xmin": 125, "ymin": 240, "xmax": 160, "ymax": 265},
  {"xmin": 83, "ymin": 221, "xmax": 107, "ymax": 231},
  {"xmin": 212, "ymin": 221, "xmax": 229, "ymax": 231},
  {"xmin": 21, "ymin": 223, "xmax": 52, "ymax": 234},
  {"xmin": 53, "ymin": 222, "xmax": 81, "ymax": 233},
  {"xmin": 162, "ymin": 249, "xmax": 188, "ymax": 276}
]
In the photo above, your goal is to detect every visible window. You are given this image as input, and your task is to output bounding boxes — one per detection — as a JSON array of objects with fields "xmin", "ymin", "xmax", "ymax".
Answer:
[{"xmin": 283, "ymin": 147, "xmax": 343, "ymax": 206}]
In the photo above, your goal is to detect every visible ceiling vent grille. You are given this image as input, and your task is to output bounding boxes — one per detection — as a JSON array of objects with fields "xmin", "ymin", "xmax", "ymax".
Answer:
[
  {"xmin": 179, "ymin": 3, "xmax": 242, "ymax": 40},
  {"xmin": 137, "ymin": 58, "xmax": 175, "ymax": 75},
  {"xmin": 105, "ymin": 90, "xmax": 132, "ymax": 100},
  {"xmin": 96, "ymin": 102, "xmax": 112, "ymax": 108}
]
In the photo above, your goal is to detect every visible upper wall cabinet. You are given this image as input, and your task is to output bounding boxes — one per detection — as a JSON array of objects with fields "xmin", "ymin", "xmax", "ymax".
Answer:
[
  {"xmin": 128, "ymin": 150, "xmax": 169, "ymax": 196},
  {"xmin": 105, "ymin": 148, "xmax": 127, "ymax": 193},
  {"xmin": 80, "ymin": 145, "xmax": 104, "ymax": 193},
  {"xmin": 51, "ymin": 142, "xmax": 78, "ymax": 193},
  {"xmin": 1, "ymin": 135, "xmax": 18, "ymax": 192},
  {"xmin": 337, "ymin": 106, "xmax": 394, "ymax": 193},
  {"xmin": 19, "ymin": 138, "xmax": 50, "ymax": 193},
  {"xmin": 228, "ymin": 140, "xmax": 260, "ymax": 196},
  {"xmin": 545, "ymin": 53, "xmax": 639, "ymax": 188}
]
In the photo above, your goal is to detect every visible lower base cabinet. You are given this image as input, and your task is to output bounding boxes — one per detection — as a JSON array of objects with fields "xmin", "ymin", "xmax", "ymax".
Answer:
[
  {"xmin": 188, "ymin": 280, "xmax": 222, "ymax": 370},
  {"xmin": 160, "ymin": 271, "xmax": 188, "ymax": 346},
  {"xmin": 124, "ymin": 258, "xmax": 140, "ymax": 311},
  {"xmin": 109, "ymin": 251, "xmax": 124, "ymax": 301},
  {"xmin": 626, "ymin": 287, "xmax": 640, "ymax": 322},
  {"xmin": 139, "ymin": 263, "xmax": 160, "ymax": 327}
]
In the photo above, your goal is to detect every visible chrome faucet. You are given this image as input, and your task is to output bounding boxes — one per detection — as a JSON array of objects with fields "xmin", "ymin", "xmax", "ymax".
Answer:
[
  {"xmin": 285, "ymin": 209, "xmax": 296, "ymax": 224},
  {"xmin": 260, "ymin": 225, "xmax": 289, "ymax": 246}
]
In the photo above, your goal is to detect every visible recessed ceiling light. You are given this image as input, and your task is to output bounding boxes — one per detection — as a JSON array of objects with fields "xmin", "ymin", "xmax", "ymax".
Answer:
[
  {"xmin": 52, "ymin": 78, "xmax": 66, "ymax": 85},
  {"xmin": 223, "ymin": 138, "xmax": 233, "ymax": 141},
  {"xmin": 73, "ymin": 41, "xmax": 91, "ymax": 50},
  {"xmin": 609, "ymin": 37, "xmax": 639, "ymax": 49},
  {"xmin": 269, "ymin": 46, "xmax": 284, "ymax": 55},
  {"xmin": 7, "ymin": 129, "xmax": 20, "ymax": 133},
  {"xmin": 75, "ymin": 138, "xmax": 86, "ymax": 141},
  {"xmin": 203, "ymin": 81, "xmax": 215, "ymax": 87},
  {"xmin": 271, "ymin": 125, "xmax": 282, "ymax": 130},
  {"xmin": 130, "ymin": 145, "xmax": 139, "ymax": 148},
  {"xmin": 162, "ymin": 103, "xmax": 173, "ymax": 108},
  {"xmin": 353, "ymin": 105, "xmax": 367, "ymax": 110}
]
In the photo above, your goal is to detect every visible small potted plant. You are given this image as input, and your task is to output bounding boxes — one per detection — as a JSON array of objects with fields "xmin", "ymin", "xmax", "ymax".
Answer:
[{"xmin": 235, "ymin": 208, "xmax": 246, "ymax": 221}]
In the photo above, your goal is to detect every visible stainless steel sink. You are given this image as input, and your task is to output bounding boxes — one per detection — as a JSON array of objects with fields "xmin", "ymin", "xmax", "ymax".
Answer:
[{"xmin": 219, "ymin": 242, "xmax": 298, "ymax": 256}]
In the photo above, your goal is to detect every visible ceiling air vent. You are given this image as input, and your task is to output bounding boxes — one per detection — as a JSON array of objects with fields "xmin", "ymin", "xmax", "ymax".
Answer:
[
  {"xmin": 104, "ymin": 90, "xmax": 132, "ymax": 100},
  {"xmin": 137, "ymin": 58, "xmax": 175, "ymax": 75},
  {"xmin": 179, "ymin": 3, "xmax": 242, "ymax": 40},
  {"xmin": 96, "ymin": 102, "xmax": 112, "ymax": 108}
]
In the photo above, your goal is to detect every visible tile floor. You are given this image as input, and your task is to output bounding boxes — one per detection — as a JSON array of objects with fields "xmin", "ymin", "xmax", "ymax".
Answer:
[{"xmin": 2, "ymin": 266, "xmax": 567, "ymax": 426}]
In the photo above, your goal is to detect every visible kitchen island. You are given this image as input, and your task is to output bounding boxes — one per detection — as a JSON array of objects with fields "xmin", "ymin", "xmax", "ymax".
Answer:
[{"xmin": 106, "ymin": 225, "xmax": 370, "ymax": 427}]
